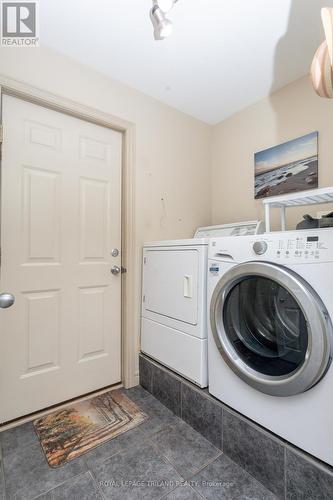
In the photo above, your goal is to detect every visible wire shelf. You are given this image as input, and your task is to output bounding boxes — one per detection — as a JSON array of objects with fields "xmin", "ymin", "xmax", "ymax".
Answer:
[{"xmin": 262, "ymin": 187, "xmax": 333, "ymax": 231}]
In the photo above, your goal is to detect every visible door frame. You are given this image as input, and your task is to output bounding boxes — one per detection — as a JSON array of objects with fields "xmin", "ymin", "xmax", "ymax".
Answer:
[{"xmin": 0, "ymin": 75, "xmax": 138, "ymax": 389}]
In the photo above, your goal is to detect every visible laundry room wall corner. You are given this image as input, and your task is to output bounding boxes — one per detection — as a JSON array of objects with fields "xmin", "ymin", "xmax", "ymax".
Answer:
[{"xmin": 211, "ymin": 76, "xmax": 333, "ymax": 230}]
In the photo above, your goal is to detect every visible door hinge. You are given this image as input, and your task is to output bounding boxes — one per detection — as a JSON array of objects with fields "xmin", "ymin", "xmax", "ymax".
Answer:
[
  {"xmin": 144, "ymin": 257, "xmax": 147, "ymax": 264},
  {"xmin": 0, "ymin": 125, "xmax": 3, "ymax": 144}
]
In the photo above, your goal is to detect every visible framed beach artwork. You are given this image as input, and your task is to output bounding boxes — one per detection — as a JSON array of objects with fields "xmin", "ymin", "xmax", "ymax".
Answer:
[{"xmin": 254, "ymin": 132, "xmax": 318, "ymax": 199}]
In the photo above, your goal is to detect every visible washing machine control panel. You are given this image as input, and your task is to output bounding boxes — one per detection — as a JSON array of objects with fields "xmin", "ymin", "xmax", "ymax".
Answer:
[
  {"xmin": 252, "ymin": 234, "xmax": 331, "ymax": 263},
  {"xmin": 210, "ymin": 231, "xmax": 333, "ymax": 263}
]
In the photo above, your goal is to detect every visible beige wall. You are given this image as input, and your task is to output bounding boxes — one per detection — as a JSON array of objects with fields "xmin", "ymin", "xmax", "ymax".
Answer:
[
  {"xmin": 0, "ymin": 46, "xmax": 212, "ymax": 383},
  {"xmin": 212, "ymin": 76, "xmax": 333, "ymax": 230},
  {"xmin": 0, "ymin": 46, "xmax": 212, "ymax": 240}
]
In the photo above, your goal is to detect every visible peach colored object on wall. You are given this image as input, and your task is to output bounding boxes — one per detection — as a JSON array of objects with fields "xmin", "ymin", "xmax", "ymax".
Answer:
[
  {"xmin": 311, "ymin": 8, "xmax": 333, "ymax": 98},
  {"xmin": 311, "ymin": 41, "xmax": 333, "ymax": 98}
]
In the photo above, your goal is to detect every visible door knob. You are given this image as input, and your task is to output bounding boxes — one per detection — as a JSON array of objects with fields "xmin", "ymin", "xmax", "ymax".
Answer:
[
  {"xmin": 0, "ymin": 293, "xmax": 15, "ymax": 309},
  {"xmin": 111, "ymin": 266, "xmax": 121, "ymax": 275}
]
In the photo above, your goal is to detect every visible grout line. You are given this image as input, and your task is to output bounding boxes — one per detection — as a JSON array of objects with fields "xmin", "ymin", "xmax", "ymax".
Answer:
[
  {"xmin": 148, "ymin": 438, "xmax": 183, "ymax": 473},
  {"xmin": 185, "ymin": 451, "xmax": 223, "ymax": 481},
  {"xmin": 284, "ymin": 446, "xmax": 287, "ymax": 500},
  {"xmin": 159, "ymin": 481, "xmax": 207, "ymax": 500},
  {"xmin": 284, "ymin": 441, "xmax": 333, "ymax": 476},
  {"xmin": 30, "ymin": 470, "xmax": 90, "ymax": 500},
  {"xmin": 147, "ymin": 425, "xmax": 172, "ymax": 440},
  {"xmin": 88, "ymin": 469, "xmax": 107, "ymax": 500},
  {"xmin": 148, "ymin": 428, "xmax": 222, "ymax": 484},
  {"xmin": 89, "ymin": 458, "xmax": 113, "ymax": 498},
  {"xmin": 188, "ymin": 483, "xmax": 207, "ymax": 500},
  {"xmin": 221, "ymin": 452, "xmax": 279, "ymax": 498},
  {"xmin": 143, "ymin": 439, "xmax": 185, "ymax": 499},
  {"xmin": 140, "ymin": 354, "xmax": 208, "ymax": 396},
  {"xmin": 187, "ymin": 452, "xmax": 278, "ymax": 500},
  {"xmin": 150, "ymin": 360, "xmax": 154, "ymax": 394},
  {"xmin": 0, "ymin": 437, "xmax": 8, "ymax": 500},
  {"xmin": 83, "ymin": 422, "xmax": 176, "ymax": 474},
  {"xmin": 84, "ymin": 440, "xmax": 140, "ymax": 470},
  {"xmin": 221, "ymin": 407, "xmax": 224, "ymax": 452},
  {"xmin": 180, "ymin": 382, "xmax": 183, "ymax": 419},
  {"xmin": 187, "ymin": 484, "xmax": 207, "ymax": 500}
]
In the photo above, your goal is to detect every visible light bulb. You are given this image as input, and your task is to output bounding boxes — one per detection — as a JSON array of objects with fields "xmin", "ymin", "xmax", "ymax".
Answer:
[
  {"xmin": 155, "ymin": 0, "xmax": 175, "ymax": 13},
  {"xmin": 150, "ymin": 6, "xmax": 174, "ymax": 40},
  {"xmin": 158, "ymin": 19, "xmax": 173, "ymax": 38}
]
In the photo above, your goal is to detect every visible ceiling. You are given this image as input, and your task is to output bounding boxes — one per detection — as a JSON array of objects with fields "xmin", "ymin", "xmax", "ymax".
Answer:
[{"xmin": 40, "ymin": 0, "xmax": 332, "ymax": 124}]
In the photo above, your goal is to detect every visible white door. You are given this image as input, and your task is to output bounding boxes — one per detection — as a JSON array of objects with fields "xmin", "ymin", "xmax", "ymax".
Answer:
[{"xmin": 0, "ymin": 95, "xmax": 122, "ymax": 422}]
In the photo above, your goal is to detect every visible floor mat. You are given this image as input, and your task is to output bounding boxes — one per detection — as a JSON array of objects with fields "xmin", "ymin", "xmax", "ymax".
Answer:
[{"xmin": 34, "ymin": 389, "xmax": 148, "ymax": 467}]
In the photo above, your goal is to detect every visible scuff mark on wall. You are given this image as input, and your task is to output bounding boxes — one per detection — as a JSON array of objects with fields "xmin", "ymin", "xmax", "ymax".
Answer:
[{"xmin": 160, "ymin": 197, "xmax": 168, "ymax": 229}]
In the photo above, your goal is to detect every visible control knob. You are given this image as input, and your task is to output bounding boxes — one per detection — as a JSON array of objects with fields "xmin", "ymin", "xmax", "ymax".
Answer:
[{"xmin": 253, "ymin": 241, "xmax": 268, "ymax": 255}]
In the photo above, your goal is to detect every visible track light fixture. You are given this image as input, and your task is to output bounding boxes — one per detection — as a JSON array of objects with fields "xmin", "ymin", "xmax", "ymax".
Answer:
[{"xmin": 150, "ymin": 0, "xmax": 178, "ymax": 41}]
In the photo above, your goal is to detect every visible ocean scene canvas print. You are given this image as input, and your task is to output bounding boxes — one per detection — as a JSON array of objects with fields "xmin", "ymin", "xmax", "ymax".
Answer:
[{"xmin": 254, "ymin": 132, "xmax": 318, "ymax": 199}]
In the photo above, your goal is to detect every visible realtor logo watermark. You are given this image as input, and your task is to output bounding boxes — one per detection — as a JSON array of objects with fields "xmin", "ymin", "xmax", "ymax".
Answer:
[{"xmin": 1, "ymin": 1, "xmax": 39, "ymax": 46}]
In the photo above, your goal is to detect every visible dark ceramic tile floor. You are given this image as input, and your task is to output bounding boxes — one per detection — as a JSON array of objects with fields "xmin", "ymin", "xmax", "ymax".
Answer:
[{"xmin": 0, "ymin": 386, "xmax": 276, "ymax": 500}]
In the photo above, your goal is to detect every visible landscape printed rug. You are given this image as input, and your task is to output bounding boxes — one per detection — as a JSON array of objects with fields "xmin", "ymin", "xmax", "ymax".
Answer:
[{"xmin": 34, "ymin": 390, "xmax": 148, "ymax": 467}]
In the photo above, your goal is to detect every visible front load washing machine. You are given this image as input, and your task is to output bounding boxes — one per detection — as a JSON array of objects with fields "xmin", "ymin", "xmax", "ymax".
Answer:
[{"xmin": 207, "ymin": 230, "xmax": 333, "ymax": 466}]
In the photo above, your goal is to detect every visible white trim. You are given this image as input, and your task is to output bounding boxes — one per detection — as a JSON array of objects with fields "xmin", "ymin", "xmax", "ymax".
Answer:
[{"xmin": 0, "ymin": 75, "xmax": 138, "ymax": 391}]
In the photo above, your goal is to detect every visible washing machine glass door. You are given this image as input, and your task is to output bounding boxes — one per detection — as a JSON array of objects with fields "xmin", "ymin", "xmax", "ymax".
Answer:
[{"xmin": 210, "ymin": 262, "xmax": 332, "ymax": 396}]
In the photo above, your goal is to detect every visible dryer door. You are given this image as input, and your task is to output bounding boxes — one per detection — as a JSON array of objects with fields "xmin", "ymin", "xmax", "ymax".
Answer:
[{"xmin": 210, "ymin": 262, "xmax": 333, "ymax": 396}]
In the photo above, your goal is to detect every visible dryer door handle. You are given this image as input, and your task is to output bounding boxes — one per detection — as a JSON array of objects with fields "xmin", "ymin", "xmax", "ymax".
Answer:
[{"xmin": 184, "ymin": 275, "xmax": 193, "ymax": 298}]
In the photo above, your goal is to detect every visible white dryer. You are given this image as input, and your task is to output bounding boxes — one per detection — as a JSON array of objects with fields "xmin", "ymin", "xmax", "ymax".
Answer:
[
  {"xmin": 142, "ymin": 238, "xmax": 208, "ymax": 387},
  {"xmin": 207, "ymin": 230, "xmax": 333, "ymax": 465},
  {"xmin": 141, "ymin": 221, "xmax": 264, "ymax": 388}
]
